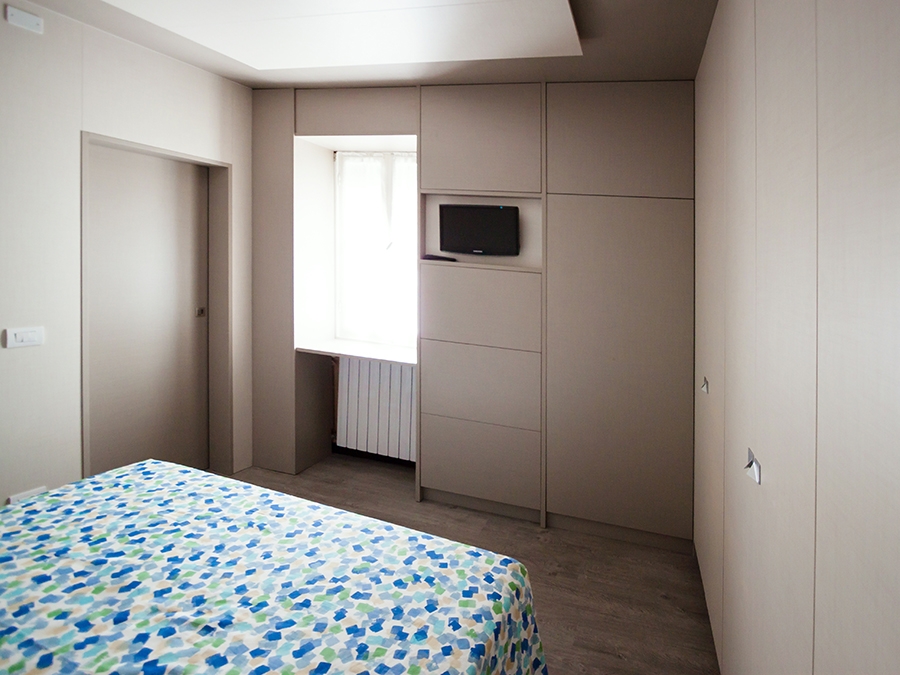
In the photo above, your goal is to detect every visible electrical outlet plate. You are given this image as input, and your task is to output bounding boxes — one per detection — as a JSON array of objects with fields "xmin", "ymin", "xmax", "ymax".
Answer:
[{"xmin": 4, "ymin": 326, "xmax": 45, "ymax": 348}]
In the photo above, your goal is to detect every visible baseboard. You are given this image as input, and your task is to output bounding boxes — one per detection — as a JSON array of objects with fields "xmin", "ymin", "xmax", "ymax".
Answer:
[
  {"xmin": 421, "ymin": 487, "xmax": 541, "ymax": 524},
  {"xmin": 546, "ymin": 512, "xmax": 693, "ymax": 555}
]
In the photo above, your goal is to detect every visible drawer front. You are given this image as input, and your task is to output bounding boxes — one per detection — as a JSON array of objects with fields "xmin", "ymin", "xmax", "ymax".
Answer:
[
  {"xmin": 420, "ymin": 413, "xmax": 540, "ymax": 510},
  {"xmin": 420, "ymin": 265, "xmax": 541, "ymax": 352},
  {"xmin": 421, "ymin": 340, "xmax": 541, "ymax": 431}
]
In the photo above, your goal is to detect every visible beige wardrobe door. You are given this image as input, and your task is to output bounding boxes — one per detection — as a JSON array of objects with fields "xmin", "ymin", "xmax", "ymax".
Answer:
[
  {"xmin": 84, "ymin": 143, "xmax": 209, "ymax": 475},
  {"xmin": 546, "ymin": 194, "xmax": 695, "ymax": 539}
]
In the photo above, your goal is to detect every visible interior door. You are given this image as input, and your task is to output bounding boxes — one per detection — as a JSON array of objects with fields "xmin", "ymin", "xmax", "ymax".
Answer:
[{"xmin": 84, "ymin": 142, "xmax": 209, "ymax": 475}]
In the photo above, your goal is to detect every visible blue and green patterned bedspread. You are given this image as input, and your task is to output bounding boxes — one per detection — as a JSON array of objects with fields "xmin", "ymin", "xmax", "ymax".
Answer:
[{"xmin": 0, "ymin": 460, "xmax": 547, "ymax": 674}]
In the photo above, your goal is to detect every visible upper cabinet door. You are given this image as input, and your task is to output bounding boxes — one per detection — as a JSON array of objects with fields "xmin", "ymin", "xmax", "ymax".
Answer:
[
  {"xmin": 421, "ymin": 83, "xmax": 542, "ymax": 193},
  {"xmin": 547, "ymin": 81, "xmax": 695, "ymax": 199}
]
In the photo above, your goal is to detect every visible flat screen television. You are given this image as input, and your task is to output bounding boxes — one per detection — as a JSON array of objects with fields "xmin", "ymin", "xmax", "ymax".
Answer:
[{"xmin": 439, "ymin": 204, "xmax": 520, "ymax": 256}]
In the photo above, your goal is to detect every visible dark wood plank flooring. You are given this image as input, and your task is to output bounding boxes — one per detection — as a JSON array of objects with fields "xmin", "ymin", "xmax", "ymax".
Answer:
[{"xmin": 232, "ymin": 453, "xmax": 720, "ymax": 675}]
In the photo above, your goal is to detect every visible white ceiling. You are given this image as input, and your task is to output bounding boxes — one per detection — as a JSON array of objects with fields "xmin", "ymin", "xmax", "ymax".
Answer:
[
  {"xmin": 27, "ymin": 0, "xmax": 718, "ymax": 86},
  {"xmin": 99, "ymin": 0, "xmax": 581, "ymax": 70}
]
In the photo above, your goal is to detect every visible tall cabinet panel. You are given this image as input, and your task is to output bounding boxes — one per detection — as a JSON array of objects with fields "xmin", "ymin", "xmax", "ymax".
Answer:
[
  {"xmin": 693, "ymin": 3, "xmax": 727, "ymax": 656},
  {"xmin": 546, "ymin": 81, "xmax": 695, "ymax": 541},
  {"xmin": 719, "ymin": 0, "xmax": 760, "ymax": 670},
  {"xmin": 546, "ymin": 194, "xmax": 695, "ymax": 539},
  {"xmin": 815, "ymin": 1, "xmax": 900, "ymax": 672},
  {"xmin": 737, "ymin": 0, "xmax": 818, "ymax": 673}
]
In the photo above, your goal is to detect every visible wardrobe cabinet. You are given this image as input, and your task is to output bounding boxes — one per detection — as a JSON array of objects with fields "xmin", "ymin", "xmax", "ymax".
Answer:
[{"xmin": 418, "ymin": 80, "xmax": 695, "ymax": 542}]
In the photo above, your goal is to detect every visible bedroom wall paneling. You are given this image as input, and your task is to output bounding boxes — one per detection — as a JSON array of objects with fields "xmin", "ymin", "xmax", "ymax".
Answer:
[
  {"xmin": 420, "ymin": 83, "xmax": 542, "ymax": 193},
  {"xmin": 0, "ymin": 4, "xmax": 83, "ymax": 504},
  {"xmin": 547, "ymin": 81, "xmax": 695, "ymax": 199},
  {"xmin": 692, "ymin": 0, "xmax": 727, "ymax": 656},
  {"xmin": 546, "ymin": 194, "xmax": 695, "ymax": 540},
  {"xmin": 815, "ymin": 0, "xmax": 900, "ymax": 671},
  {"xmin": 252, "ymin": 89, "xmax": 301, "ymax": 474},
  {"xmin": 295, "ymin": 87, "xmax": 419, "ymax": 136},
  {"xmin": 0, "ymin": 2, "xmax": 253, "ymax": 504}
]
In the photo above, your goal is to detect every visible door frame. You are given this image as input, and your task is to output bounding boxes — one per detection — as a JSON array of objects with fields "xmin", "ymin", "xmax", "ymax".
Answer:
[{"xmin": 81, "ymin": 132, "xmax": 236, "ymax": 476}]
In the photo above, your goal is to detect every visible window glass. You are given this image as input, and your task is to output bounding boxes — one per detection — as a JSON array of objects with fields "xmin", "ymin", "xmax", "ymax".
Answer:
[{"xmin": 334, "ymin": 151, "xmax": 418, "ymax": 348}]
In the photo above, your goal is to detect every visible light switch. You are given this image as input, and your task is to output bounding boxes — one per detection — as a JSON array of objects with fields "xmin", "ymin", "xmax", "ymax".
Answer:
[
  {"xmin": 5, "ymin": 326, "xmax": 45, "ymax": 348},
  {"xmin": 5, "ymin": 6, "xmax": 44, "ymax": 34}
]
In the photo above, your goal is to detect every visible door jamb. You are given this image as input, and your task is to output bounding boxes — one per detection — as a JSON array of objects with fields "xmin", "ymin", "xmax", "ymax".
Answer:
[{"xmin": 80, "ymin": 132, "xmax": 236, "ymax": 477}]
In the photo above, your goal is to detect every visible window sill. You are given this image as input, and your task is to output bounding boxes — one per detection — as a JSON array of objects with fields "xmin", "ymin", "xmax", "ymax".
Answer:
[{"xmin": 295, "ymin": 338, "xmax": 417, "ymax": 365}]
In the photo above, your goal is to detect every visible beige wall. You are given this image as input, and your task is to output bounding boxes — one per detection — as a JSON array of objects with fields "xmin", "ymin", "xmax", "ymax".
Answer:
[
  {"xmin": 0, "ymin": 1, "xmax": 253, "ymax": 503},
  {"xmin": 695, "ymin": 0, "xmax": 898, "ymax": 672}
]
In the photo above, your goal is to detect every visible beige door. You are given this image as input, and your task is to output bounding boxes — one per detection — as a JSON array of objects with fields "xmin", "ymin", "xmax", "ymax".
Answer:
[{"xmin": 84, "ymin": 143, "xmax": 209, "ymax": 475}]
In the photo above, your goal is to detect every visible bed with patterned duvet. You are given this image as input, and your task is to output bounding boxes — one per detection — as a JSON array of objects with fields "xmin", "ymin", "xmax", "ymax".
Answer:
[{"xmin": 0, "ymin": 460, "xmax": 547, "ymax": 675}]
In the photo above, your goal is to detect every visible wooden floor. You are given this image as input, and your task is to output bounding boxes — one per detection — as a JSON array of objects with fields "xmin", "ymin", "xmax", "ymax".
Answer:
[{"xmin": 232, "ymin": 453, "xmax": 720, "ymax": 675}]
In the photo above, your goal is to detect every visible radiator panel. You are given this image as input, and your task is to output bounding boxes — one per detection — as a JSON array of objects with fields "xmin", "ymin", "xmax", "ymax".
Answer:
[{"xmin": 337, "ymin": 356, "xmax": 417, "ymax": 461}]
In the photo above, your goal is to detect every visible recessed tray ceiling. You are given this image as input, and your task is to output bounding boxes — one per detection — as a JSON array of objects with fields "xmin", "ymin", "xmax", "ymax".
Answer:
[{"xmin": 99, "ymin": 0, "xmax": 582, "ymax": 71}]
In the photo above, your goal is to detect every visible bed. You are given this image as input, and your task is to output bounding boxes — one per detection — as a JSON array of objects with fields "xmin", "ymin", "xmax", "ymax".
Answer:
[{"xmin": 0, "ymin": 460, "xmax": 547, "ymax": 674}]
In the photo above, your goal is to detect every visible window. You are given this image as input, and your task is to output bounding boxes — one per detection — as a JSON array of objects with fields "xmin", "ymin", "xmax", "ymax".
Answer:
[
  {"xmin": 334, "ymin": 152, "xmax": 417, "ymax": 348},
  {"xmin": 293, "ymin": 135, "xmax": 418, "ymax": 363}
]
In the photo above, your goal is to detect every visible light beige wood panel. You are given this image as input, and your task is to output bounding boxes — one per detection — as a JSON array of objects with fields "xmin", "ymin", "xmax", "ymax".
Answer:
[
  {"xmin": 420, "ymin": 84, "xmax": 542, "ymax": 193},
  {"xmin": 739, "ymin": 1, "xmax": 819, "ymax": 673},
  {"xmin": 420, "ymin": 340, "xmax": 541, "ymax": 431},
  {"xmin": 420, "ymin": 264, "xmax": 541, "ymax": 352},
  {"xmin": 719, "ymin": 0, "xmax": 760, "ymax": 671},
  {"xmin": 547, "ymin": 81, "xmax": 694, "ymax": 199},
  {"xmin": 84, "ymin": 144, "xmax": 209, "ymax": 475},
  {"xmin": 420, "ymin": 414, "xmax": 540, "ymax": 509},
  {"xmin": 692, "ymin": 1, "xmax": 727, "ymax": 659},
  {"xmin": 252, "ymin": 89, "xmax": 297, "ymax": 473},
  {"xmin": 546, "ymin": 194, "xmax": 694, "ymax": 539},
  {"xmin": 0, "ymin": 6, "xmax": 83, "ymax": 504},
  {"xmin": 816, "ymin": 1, "xmax": 900, "ymax": 672},
  {"xmin": 295, "ymin": 87, "xmax": 419, "ymax": 135}
]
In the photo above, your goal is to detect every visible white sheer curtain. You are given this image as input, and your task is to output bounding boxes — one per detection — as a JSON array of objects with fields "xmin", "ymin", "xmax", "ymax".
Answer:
[{"xmin": 334, "ymin": 151, "xmax": 418, "ymax": 348}]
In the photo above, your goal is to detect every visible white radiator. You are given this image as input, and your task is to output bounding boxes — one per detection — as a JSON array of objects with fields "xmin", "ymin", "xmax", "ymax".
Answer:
[{"xmin": 336, "ymin": 356, "xmax": 417, "ymax": 462}]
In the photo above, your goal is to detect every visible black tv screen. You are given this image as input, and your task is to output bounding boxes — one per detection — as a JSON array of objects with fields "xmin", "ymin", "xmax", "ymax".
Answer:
[{"xmin": 439, "ymin": 204, "xmax": 520, "ymax": 256}]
